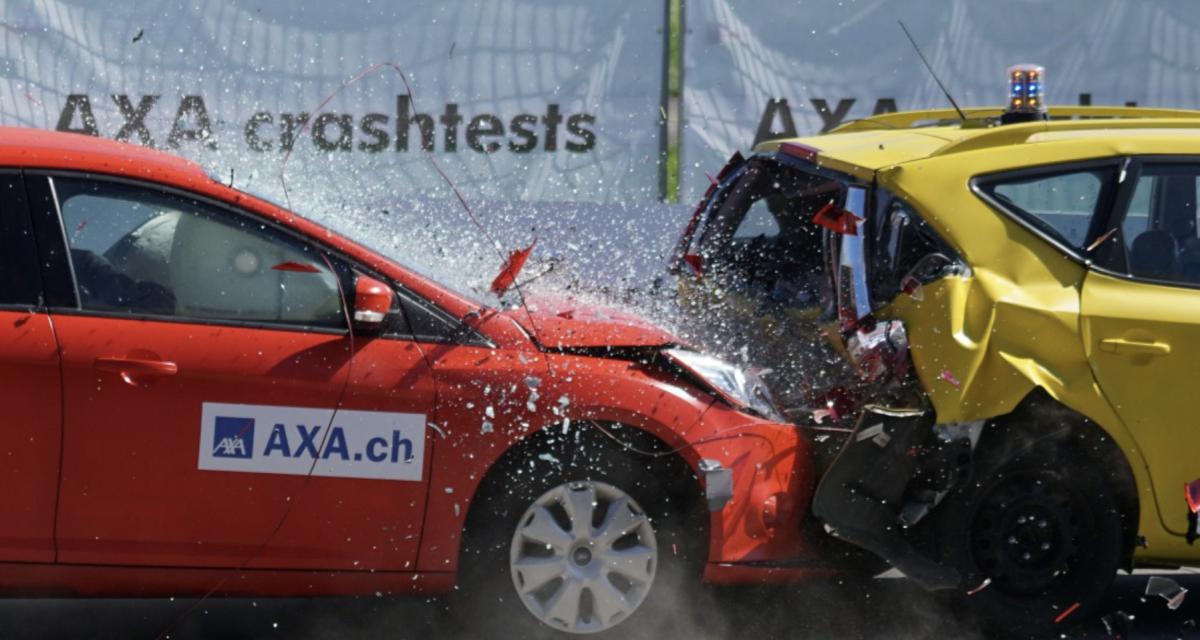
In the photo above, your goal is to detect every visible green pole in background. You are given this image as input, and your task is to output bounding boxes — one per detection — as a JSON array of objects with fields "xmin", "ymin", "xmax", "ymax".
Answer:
[{"xmin": 660, "ymin": 0, "xmax": 684, "ymax": 203}]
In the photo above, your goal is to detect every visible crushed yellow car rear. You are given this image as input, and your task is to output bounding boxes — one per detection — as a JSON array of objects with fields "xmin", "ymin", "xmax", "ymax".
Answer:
[{"xmin": 674, "ymin": 104, "xmax": 1200, "ymax": 634}]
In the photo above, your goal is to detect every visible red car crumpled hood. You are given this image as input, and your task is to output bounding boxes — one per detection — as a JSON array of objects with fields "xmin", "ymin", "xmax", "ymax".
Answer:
[{"xmin": 503, "ymin": 297, "xmax": 679, "ymax": 349}]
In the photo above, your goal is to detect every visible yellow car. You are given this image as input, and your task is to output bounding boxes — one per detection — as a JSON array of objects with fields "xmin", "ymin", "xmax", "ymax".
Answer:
[{"xmin": 673, "ymin": 93, "xmax": 1200, "ymax": 633}]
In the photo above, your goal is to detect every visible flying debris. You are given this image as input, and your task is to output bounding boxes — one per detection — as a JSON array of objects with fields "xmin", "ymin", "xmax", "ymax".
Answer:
[{"xmin": 1145, "ymin": 575, "xmax": 1188, "ymax": 610}]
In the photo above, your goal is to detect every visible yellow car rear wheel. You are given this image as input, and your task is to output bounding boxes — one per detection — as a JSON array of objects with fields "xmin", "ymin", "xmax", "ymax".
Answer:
[{"xmin": 932, "ymin": 428, "xmax": 1124, "ymax": 637}]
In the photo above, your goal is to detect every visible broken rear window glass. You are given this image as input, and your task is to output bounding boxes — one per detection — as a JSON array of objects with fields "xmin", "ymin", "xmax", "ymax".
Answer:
[{"xmin": 688, "ymin": 155, "xmax": 843, "ymax": 308}]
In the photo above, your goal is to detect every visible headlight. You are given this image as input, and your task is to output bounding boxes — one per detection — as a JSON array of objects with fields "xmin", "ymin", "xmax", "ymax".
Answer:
[{"xmin": 663, "ymin": 348, "xmax": 784, "ymax": 422}]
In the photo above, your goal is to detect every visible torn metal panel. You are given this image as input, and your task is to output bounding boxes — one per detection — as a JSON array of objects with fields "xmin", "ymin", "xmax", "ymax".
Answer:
[{"xmin": 699, "ymin": 458, "xmax": 733, "ymax": 511}]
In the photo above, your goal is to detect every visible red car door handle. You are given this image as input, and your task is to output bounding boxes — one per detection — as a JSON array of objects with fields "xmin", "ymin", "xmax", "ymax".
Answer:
[{"xmin": 95, "ymin": 357, "xmax": 179, "ymax": 376}]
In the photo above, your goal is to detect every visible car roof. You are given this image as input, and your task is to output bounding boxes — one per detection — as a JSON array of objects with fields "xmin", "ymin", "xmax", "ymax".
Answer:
[
  {"xmin": 754, "ymin": 106, "xmax": 1200, "ymax": 179},
  {"xmin": 0, "ymin": 126, "xmax": 209, "ymax": 185}
]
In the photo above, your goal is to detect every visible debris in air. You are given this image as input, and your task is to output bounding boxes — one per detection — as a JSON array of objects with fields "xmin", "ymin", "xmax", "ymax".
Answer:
[
  {"xmin": 490, "ymin": 239, "xmax": 536, "ymax": 295},
  {"xmin": 271, "ymin": 261, "xmax": 321, "ymax": 273},
  {"xmin": 900, "ymin": 274, "xmax": 925, "ymax": 301},
  {"xmin": 966, "ymin": 577, "xmax": 991, "ymax": 595},
  {"xmin": 1086, "ymin": 227, "xmax": 1119, "ymax": 252},
  {"xmin": 811, "ymin": 201, "xmax": 862, "ymax": 236},
  {"xmin": 132, "ymin": 28, "xmax": 144, "ymax": 43},
  {"xmin": 1100, "ymin": 610, "xmax": 1134, "ymax": 638},
  {"xmin": 1187, "ymin": 479, "xmax": 1200, "ymax": 513},
  {"xmin": 1187, "ymin": 478, "xmax": 1200, "ymax": 544},
  {"xmin": 1054, "ymin": 601, "xmax": 1081, "ymax": 624},
  {"xmin": 939, "ymin": 369, "xmax": 961, "ymax": 389},
  {"xmin": 1145, "ymin": 575, "xmax": 1188, "ymax": 610}
]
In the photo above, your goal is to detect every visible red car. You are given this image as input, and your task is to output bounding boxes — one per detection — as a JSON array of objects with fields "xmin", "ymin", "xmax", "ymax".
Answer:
[{"xmin": 0, "ymin": 128, "xmax": 831, "ymax": 635}]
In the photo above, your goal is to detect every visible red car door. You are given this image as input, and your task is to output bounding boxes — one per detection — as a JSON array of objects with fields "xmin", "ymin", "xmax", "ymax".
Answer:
[
  {"xmin": 0, "ymin": 172, "xmax": 61, "ymax": 563},
  {"xmin": 29, "ymin": 174, "xmax": 431, "ymax": 571}
]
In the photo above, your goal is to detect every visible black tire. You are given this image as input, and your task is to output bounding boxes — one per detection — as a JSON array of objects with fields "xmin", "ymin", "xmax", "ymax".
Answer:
[
  {"xmin": 451, "ymin": 424, "xmax": 707, "ymax": 638},
  {"xmin": 930, "ymin": 428, "xmax": 1125, "ymax": 638}
]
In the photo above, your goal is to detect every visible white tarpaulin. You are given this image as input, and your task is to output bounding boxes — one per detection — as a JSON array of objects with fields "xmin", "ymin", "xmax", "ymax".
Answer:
[
  {"xmin": 1, "ymin": 0, "xmax": 679, "ymax": 297},
  {"xmin": 681, "ymin": 0, "xmax": 1200, "ymax": 201},
  {"xmin": 1, "ymin": 0, "xmax": 666, "ymax": 204}
]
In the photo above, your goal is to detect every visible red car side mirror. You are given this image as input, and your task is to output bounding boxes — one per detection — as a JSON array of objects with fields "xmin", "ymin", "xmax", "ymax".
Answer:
[{"xmin": 353, "ymin": 274, "xmax": 394, "ymax": 331}]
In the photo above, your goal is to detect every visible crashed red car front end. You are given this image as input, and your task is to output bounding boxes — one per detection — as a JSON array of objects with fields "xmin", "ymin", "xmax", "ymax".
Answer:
[
  {"xmin": 416, "ymin": 301, "xmax": 820, "ymax": 582},
  {"xmin": 0, "ymin": 128, "xmax": 827, "ymax": 636}
]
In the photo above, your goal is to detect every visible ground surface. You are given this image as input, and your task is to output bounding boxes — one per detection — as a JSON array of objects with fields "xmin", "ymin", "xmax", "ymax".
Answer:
[{"xmin": 1, "ymin": 571, "xmax": 1197, "ymax": 639}]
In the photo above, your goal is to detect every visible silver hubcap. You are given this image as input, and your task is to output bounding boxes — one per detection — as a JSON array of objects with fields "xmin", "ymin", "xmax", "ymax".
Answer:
[{"xmin": 509, "ymin": 480, "xmax": 657, "ymax": 634}]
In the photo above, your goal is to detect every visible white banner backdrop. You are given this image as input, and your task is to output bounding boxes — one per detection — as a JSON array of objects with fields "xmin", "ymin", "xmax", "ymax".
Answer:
[
  {"xmin": 681, "ymin": 0, "xmax": 1200, "ymax": 202},
  {"xmin": 1, "ymin": 0, "xmax": 680, "ymax": 297}
]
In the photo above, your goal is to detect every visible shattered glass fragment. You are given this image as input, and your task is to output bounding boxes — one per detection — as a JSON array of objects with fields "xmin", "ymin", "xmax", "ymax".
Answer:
[
  {"xmin": 1100, "ymin": 610, "xmax": 1134, "ymax": 637},
  {"xmin": 1146, "ymin": 575, "xmax": 1188, "ymax": 610}
]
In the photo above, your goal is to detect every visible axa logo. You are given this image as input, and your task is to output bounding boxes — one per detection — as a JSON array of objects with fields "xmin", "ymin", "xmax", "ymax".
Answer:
[{"xmin": 212, "ymin": 416, "xmax": 255, "ymax": 459}]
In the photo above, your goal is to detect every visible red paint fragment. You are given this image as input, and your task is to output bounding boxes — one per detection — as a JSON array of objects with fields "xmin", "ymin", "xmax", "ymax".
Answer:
[
  {"xmin": 271, "ymin": 261, "xmax": 321, "ymax": 273},
  {"xmin": 706, "ymin": 172, "xmax": 718, "ymax": 186},
  {"xmin": 939, "ymin": 369, "xmax": 961, "ymax": 389},
  {"xmin": 682, "ymin": 253, "xmax": 704, "ymax": 278},
  {"xmin": 1054, "ymin": 602, "xmax": 1081, "ymax": 624},
  {"xmin": 490, "ymin": 239, "xmax": 536, "ymax": 295},
  {"xmin": 811, "ymin": 201, "xmax": 862, "ymax": 236},
  {"xmin": 1187, "ymin": 479, "xmax": 1200, "ymax": 514},
  {"xmin": 900, "ymin": 274, "xmax": 925, "ymax": 301}
]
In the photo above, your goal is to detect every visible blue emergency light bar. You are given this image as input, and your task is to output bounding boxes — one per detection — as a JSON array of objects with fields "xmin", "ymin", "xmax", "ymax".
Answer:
[{"xmin": 1007, "ymin": 64, "xmax": 1046, "ymax": 115}]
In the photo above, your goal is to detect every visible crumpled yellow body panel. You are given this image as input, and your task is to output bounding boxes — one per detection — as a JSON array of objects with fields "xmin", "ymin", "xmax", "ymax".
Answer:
[
  {"xmin": 876, "ymin": 147, "xmax": 1185, "ymax": 558},
  {"xmin": 743, "ymin": 119, "xmax": 1200, "ymax": 558}
]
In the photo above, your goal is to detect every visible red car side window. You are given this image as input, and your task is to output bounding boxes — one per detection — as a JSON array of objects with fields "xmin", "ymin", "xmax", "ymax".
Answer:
[
  {"xmin": 0, "ymin": 173, "xmax": 40, "ymax": 306},
  {"xmin": 53, "ymin": 177, "xmax": 345, "ymax": 329}
]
